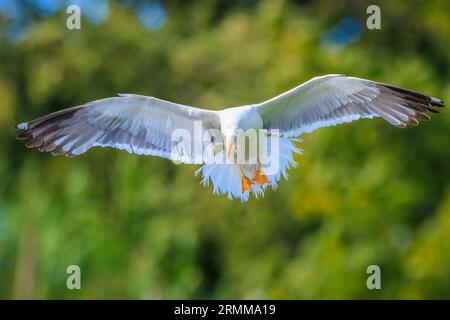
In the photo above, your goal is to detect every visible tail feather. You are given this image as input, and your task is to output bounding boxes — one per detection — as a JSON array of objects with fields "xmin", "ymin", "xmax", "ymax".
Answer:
[{"xmin": 196, "ymin": 137, "xmax": 301, "ymax": 201}]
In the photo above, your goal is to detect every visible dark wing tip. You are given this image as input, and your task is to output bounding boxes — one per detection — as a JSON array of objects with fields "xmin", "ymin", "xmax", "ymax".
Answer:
[
  {"xmin": 377, "ymin": 83, "xmax": 444, "ymax": 128},
  {"xmin": 15, "ymin": 106, "xmax": 84, "ymax": 157},
  {"xmin": 16, "ymin": 131, "xmax": 31, "ymax": 140},
  {"xmin": 430, "ymin": 97, "xmax": 445, "ymax": 108}
]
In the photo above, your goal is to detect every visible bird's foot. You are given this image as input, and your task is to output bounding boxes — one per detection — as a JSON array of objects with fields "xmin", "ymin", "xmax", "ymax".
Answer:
[
  {"xmin": 253, "ymin": 165, "xmax": 269, "ymax": 187},
  {"xmin": 241, "ymin": 173, "xmax": 252, "ymax": 192}
]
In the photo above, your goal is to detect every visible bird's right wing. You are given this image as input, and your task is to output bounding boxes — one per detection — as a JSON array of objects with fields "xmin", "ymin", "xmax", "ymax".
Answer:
[
  {"xmin": 256, "ymin": 74, "xmax": 444, "ymax": 137},
  {"xmin": 16, "ymin": 94, "xmax": 222, "ymax": 164}
]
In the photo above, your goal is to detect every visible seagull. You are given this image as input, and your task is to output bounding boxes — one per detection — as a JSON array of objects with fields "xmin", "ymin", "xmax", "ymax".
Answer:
[{"xmin": 16, "ymin": 74, "xmax": 444, "ymax": 201}]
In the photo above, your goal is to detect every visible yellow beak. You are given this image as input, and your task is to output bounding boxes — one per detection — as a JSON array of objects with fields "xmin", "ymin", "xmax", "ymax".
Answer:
[{"xmin": 226, "ymin": 143, "xmax": 232, "ymax": 158}]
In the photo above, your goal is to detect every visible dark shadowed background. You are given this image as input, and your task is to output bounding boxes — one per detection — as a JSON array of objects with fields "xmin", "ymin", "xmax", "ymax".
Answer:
[{"xmin": 0, "ymin": 0, "xmax": 449, "ymax": 299}]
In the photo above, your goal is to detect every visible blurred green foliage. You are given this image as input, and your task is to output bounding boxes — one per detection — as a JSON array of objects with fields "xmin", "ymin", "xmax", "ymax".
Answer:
[{"xmin": 0, "ymin": 0, "xmax": 449, "ymax": 299}]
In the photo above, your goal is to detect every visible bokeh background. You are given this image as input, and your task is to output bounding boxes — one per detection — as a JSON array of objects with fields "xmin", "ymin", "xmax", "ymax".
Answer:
[{"xmin": 0, "ymin": 0, "xmax": 449, "ymax": 299}]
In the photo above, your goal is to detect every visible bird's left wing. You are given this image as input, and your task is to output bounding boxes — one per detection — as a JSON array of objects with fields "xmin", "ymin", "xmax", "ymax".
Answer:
[
  {"xmin": 256, "ymin": 74, "xmax": 444, "ymax": 137},
  {"xmin": 16, "ymin": 94, "xmax": 221, "ymax": 164}
]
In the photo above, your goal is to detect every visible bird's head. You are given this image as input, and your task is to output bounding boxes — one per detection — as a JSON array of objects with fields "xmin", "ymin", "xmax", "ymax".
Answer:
[{"xmin": 220, "ymin": 106, "xmax": 264, "ymax": 159}]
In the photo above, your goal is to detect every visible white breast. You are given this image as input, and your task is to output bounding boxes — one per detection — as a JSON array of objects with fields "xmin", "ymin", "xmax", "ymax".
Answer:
[{"xmin": 218, "ymin": 105, "xmax": 263, "ymax": 133}]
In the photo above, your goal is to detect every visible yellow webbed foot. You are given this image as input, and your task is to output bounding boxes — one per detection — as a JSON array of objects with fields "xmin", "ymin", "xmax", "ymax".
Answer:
[
  {"xmin": 241, "ymin": 173, "xmax": 252, "ymax": 192},
  {"xmin": 253, "ymin": 165, "xmax": 269, "ymax": 187}
]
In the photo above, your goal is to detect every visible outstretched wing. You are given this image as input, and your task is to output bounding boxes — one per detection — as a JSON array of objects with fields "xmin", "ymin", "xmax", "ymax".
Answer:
[
  {"xmin": 256, "ymin": 74, "xmax": 444, "ymax": 137},
  {"xmin": 16, "ymin": 94, "xmax": 221, "ymax": 164}
]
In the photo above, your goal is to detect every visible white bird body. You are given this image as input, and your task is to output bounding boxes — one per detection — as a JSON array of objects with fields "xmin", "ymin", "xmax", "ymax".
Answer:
[
  {"xmin": 218, "ymin": 105, "xmax": 263, "ymax": 135},
  {"xmin": 16, "ymin": 75, "xmax": 444, "ymax": 201}
]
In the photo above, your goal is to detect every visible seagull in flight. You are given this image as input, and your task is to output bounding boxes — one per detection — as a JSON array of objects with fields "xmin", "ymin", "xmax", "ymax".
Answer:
[{"xmin": 16, "ymin": 75, "xmax": 444, "ymax": 201}]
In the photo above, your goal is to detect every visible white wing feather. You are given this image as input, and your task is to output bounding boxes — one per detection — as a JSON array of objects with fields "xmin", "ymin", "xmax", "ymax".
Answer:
[
  {"xmin": 256, "ymin": 74, "xmax": 444, "ymax": 137},
  {"xmin": 17, "ymin": 94, "xmax": 221, "ymax": 164}
]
